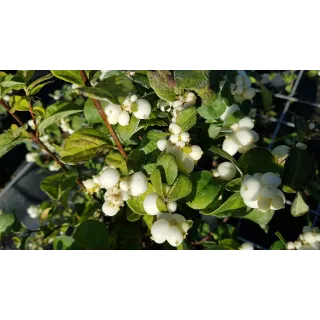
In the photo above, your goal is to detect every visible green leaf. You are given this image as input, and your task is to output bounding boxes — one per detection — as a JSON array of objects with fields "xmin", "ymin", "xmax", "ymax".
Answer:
[
  {"xmin": 147, "ymin": 71, "xmax": 176, "ymax": 101},
  {"xmin": 238, "ymin": 147, "xmax": 282, "ymax": 175},
  {"xmin": 60, "ymin": 128, "xmax": 113, "ymax": 164},
  {"xmin": 151, "ymin": 169, "xmax": 164, "ymax": 198},
  {"xmin": 73, "ymin": 220, "xmax": 109, "ymax": 250},
  {"xmin": 204, "ymin": 193, "xmax": 247, "ymax": 217},
  {"xmin": 176, "ymin": 106, "xmax": 197, "ymax": 132},
  {"xmin": 9, "ymin": 95, "xmax": 30, "ymax": 112},
  {"xmin": 293, "ymin": 115, "xmax": 312, "ymax": 141},
  {"xmin": 0, "ymin": 214, "xmax": 15, "ymax": 237},
  {"xmin": 187, "ymin": 171, "xmax": 224, "ymax": 210},
  {"xmin": 275, "ymin": 231, "xmax": 287, "ymax": 246},
  {"xmin": 243, "ymin": 208, "xmax": 274, "ymax": 225},
  {"xmin": 209, "ymin": 146, "xmax": 242, "ymax": 175},
  {"xmin": 53, "ymin": 236, "xmax": 74, "ymax": 250},
  {"xmin": 0, "ymin": 76, "xmax": 26, "ymax": 93},
  {"xmin": 33, "ymin": 106, "xmax": 46, "ymax": 118},
  {"xmin": 51, "ymin": 70, "xmax": 83, "ymax": 85},
  {"xmin": 126, "ymin": 209, "xmax": 141, "ymax": 222},
  {"xmin": 132, "ymin": 71, "xmax": 150, "ymax": 89},
  {"xmin": 260, "ymin": 83, "xmax": 273, "ymax": 109},
  {"xmin": 143, "ymin": 163, "xmax": 157, "ymax": 174},
  {"xmin": 0, "ymin": 124, "xmax": 29, "ymax": 158},
  {"xmin": 168, "ymin": 174, "xmax": 192, "ymax": 201},
  {"xmin": 38, "ymin": 103, "xmax": 83, "ymax": 134},
  {"xmin": 76, "ymin": 86, "xmax": 114, "ymax": 101},
  {"xmin": 97, "ymin": 75, "xmax": 135, "ymax": 104},
  {"xmin": 225, "ymin": 178, "xmax": 242, "ymax": 192},
  {"xmin": 156, "ymin": 197, "xmax": 168, "ymax": 211},
  {"xmin": 174, "ymin": 70, "xmax": 208, "ymax": 89},
  {"xmin": 127, "ymin": 183, "xmax": 154, "ymax": 215},
  {"xmin": 28, "ymin": 73, "xmax": 54, "ymax": 90},
  {"xmin": 291, "ymin": 192, "xmax": 309, "ymax": 217},
  {"xmin": 270, "ymin": 240, "xmax": 286, "ymax": 250},
  {"xmin": 40, "ymin": 171, "xmax": 78, "ymax": 202},
  {"xmin": 105, "ymin": 152, "xmax": 128, "ymax": 175},
  {"xmin": 117, "ymin": 115, "xmax": 140, "ymax": 142},
  {"xmin": 197, "ymin": 95, "xmax": 226, "ymax": 120},
  {"xmin": 29, "ymin": 80, "xmax": 54, "ymax": 95},
  {"xmin": 84, "ymin": 98, "xmax": 107, "ymax": 123},
  {"xmin": 140, "ymin": 130, "xmax": 169, "ymax": 154},
  {"xmin": 157, "ymin": 153, "xmax": 178, "ymax": 186},
  {"xmin": 16, "ymin": 70, "xmax": 35, "ymax": 83},
  {"xmin": 208, "ymin": 124, "xmax": 221, "ymax": 139},
  {"xmin": 282, "ymin": 146, "xmax": 314, "ymax": 190}
]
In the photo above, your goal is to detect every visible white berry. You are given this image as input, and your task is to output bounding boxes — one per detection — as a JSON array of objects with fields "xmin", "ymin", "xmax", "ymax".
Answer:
[
  {"xmin": 118, "ymin": 110, "xmax": 130, "ymax": 126},
  {"xmin": 169, "ymin": 123, "xmax": 182, "ymax": 135},
  {"xmin": 217, "ymin": 162, "xmax": 237, "ymax": 181},
  {"xmin": 143, "ymin": 193, "xmax": 161, "ymax": 216},
  {"xmin": 133, "ymin": 99, "xmax": 151, "ymax": 119},
  {"xmin": 129, "ymin": 172, "xmax": 148, "ymax": 196},
  {"xmin": 99, "ymin": 168, "xmax": 120, "ymax": 189},
  {"xmin": 189, "ymin": 145, "xmax": 203, "ymax": 161},
  {"xmin": 151, "ymin": 219, "xmax": 170, "ymax": 244},
  {"xmin": 157, "ymin": 139, "xmax": 169, "ymax": 151}
]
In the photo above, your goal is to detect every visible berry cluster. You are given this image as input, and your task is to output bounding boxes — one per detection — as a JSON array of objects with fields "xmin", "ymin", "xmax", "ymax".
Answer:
[
  {"xmin": 27, "ymin": 205, "xmax": 42, "ymax": 219},
  {"xmin": 221, "ymin": 104, "xmax": 259, "ymax": 156},
  {"xmin": 157, "ymin": 122, "xmax": 203, "ymax": 174},
  {"xmin": 83, "ymin": 168, "xmax": 148, "ymax": 216},
  {"xmin": 287, "ymin": 226, "xmax": 320, "ymax": 250},
  {"xmin": 151, "ymin": 213, "xmax": 192, "ymax": 247},
  {"xmin": 240, "ymin": 172, "xmax": 286, "ymax": 212},
  {"xmin": 104, "ymin": 95, "xmax": 151, "ymax": 126},
  {"xmin": 229, "ymin": 71, "xmax": 256, "ymax": 103}
]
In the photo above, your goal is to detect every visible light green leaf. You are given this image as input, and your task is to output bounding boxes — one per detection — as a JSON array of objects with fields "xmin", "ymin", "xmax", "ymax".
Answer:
[
  {"xmin": 40, "ymin": 171, "xmax": 78, "ymax": 202},
  {"xmin": 60, "ymin": 128, "xmax": 113, "ymax": 164},
  {"xmin": 73, "ymin": 220, "xmax": 109, "ymax": 250},
  {"xmin": 225, "ymin": 178, "xmax": 242, "ymax": 192},
  {"xmin": 197, "ymin": 95, "xmax": 226, "ymax": 120},
  {"xmin": 147, "ymin": 71, "xmax": 176, "ymax": 102},
  {"xmin": 38, "ymin": 103, "xmax": 83, "ymax": 133},
  {"xmin": 270, "ymin": 240, "xmax": 286, "ymax": 250},
  {"xmin": 84, "ymin": 98, "xmax": 107, "ymax": 123},
  {"xmin": 157, "ymin": 153, "xmax": 178, "ymax": 186},
  {"xmin": 291, "ymin": 192, "xmax": 309, "ymax": 217},
  {"xmin": 76, "ymin": 86, "xmax": 114, "ymax": 102},
  {"xmin": 140, "ymin": 130, "xmax": 169, "ymax": 154},
  {"xmin": 156, "ymin": 197, "xmax": 168, "ymax": 211},
  {"xmin": 187, "ymin": 171, "xmax": 224, "ymax": 210},
  {"xmin": 174, "ymin": 70, "xmax": 208, "ymax": 89},
  {"xmin": 16, "ymin": 70, "xmax": 35, "ymax": 83},
  {"xmin": 150, "ymin": 169, "xmax": 164, "ymax": 198},
  {"xmin": 105, "ymin": 152, "xmax": 128, "ymax": 175},
  {"xmin": 28, "ymin": 73, "xmax": 54, "ymax": 90},
  {"xmin": 243, "ymin": 208, "xmax": 274, "ymax": 225},
  {"xmin": 0, "ymin": 214, "xmax": 15, "ymax": 237},
  {"xmin": 127, "ymin": 183, "xmax": 154, "ymax": 215},
  {"xmin": 168, "ymin": 174, "xmax": 192, "ymax": 201},
  {"xmin": 117, "ymin": 115, "xmax": 140, "ymax": 142},
  {"xmin": 53, "ymin": 236, "xmax": 74, "ymax": 250},
  {"xmin": 209, "ymin": 146, "xmax": 242, "ymax": 175},
  {"xmin": 208, "ymin": 124, "xmax": 221, "ymax": 139},
  {"xmin": 0, "ymin": 124, "xmax": 29, "ymax": 158},
  {"xmin": 176, "ymin": 106, "xmax": 197, "ymax": 132},
  {"xmin": 9, "ymin": 95, "xmax": 30, "ymax": 112},
  {"xmin": 238, "ymin": 147, "xmax": 281, "ymax": 175},
  {"xmin": 51, "ymin": 70, "xmax": 83, "ymax": 85}
]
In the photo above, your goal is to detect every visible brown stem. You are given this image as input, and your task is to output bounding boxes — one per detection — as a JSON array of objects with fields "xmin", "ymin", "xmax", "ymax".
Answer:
[
  {"xmin": 78, "ymin": 70, "xmax": 128, "ymax": 160},
  {"xmin": 28, "ymin": 101, "xmax": 39, "ymax": 137},
  {"xmin": 191, "ymin": 235, "xmax": 211, "ymax": 245},
  {"xmin": 0, "ymin": 99, "xmax": 86, "ymax": 191}
]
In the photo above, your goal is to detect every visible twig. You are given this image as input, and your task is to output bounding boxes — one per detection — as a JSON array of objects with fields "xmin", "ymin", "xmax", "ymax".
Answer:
[
  {"xmin": 78, "ymin": 70, "xmax": 128, "ymax": 160},
  {"xmin": 191, "ymin": 235, "xmax": 211, "ymax": 245},
  {"xmin": 0, "ymin": 99, "xmax": 86, "ymax": 191}
]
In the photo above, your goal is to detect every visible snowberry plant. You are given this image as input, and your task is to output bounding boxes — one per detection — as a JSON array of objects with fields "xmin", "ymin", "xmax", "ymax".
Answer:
[{"xmin": 0, "ymin": 70, "xmax": 319, "ymax": 250}]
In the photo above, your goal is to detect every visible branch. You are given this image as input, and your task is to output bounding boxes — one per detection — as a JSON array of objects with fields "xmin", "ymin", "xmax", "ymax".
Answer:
[
  {"xmin": 78, "ymin": 70, "xmax": 128, "ymax": 160},
  {"xmin": 0, "ymin": 99, "xmax": 86, "ymax": 191}
]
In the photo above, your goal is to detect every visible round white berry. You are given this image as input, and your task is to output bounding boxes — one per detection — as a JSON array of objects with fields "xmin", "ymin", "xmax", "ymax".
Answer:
[
  {"xmin": 102, "ymin": 201, "xmax": 119, "ymax": 216},
  {"xmin": 167, "ymin": 201, "xmax": 177, "ymax": 213},
  {"xmin": 130, "ymin": 94, "xmax": 138, "ymax": 103},
  {"xmin": 98, "ymin": 168, "xmax": 120, "ymax": 189},
  {"xmin": 261, "ymin": 173, "xmax": 281, "ymax": 188},
  {"xmin": 294, "ymin": 241, "xmax": 302, "ymax": 249},
  {"xmin": 118, "ymin": 110, "xmax": 130, "ymax": 126},
  {"xmin": 238, "ymin": 116, "xmax": 254, "ymax": 130},
  {"xmin": 235, "ymin": 128, "xmax": 255, "ymax": 146},
  {"xmin": 169, "ymin": 134, "xmax": 179, "ymax": 144},
  {"xmin": 316, "ymin": 234, "xmax": 320, "ymax": 242},
  {"xmin": 302, "ymin": 226, "xmax": 312, "ymax": 234},
  {"xmin": 257, "ymin": 197, "xmax": 271, "ymax": 212},
  {"xmin": 143, "ymin": 193, "xmax": 161, "ymax": 216},
  {"xmin": 176, "ymin": 141, "xmax": 186, "ymax": 148},
  {"xmin": 308, "ymin": 122, "xmax": 315, "ymax": 130},
  {"xmin": 119, "ymin": 180, "xmax": 129, "ymax": 192},
  {"xmin": 172, "ymin": 100, "xmax": 183, "ymax": 108},
  {"xmin": 83, "ymin": 179, "xmax": 96, "ymax": 189},
  {"xmin": 240, "ymin": 176, "xmax": 262, "ymax": 201},
  {"xmin": 189, "ymin": 145, "xmax": 203, "ymax": 161},
  {"xmin": 185, "ymin": 92, "xmax": 196, "ymax": 103},
  {"xmin": 121, "ymin": 191, "xmax": 130, "ymax": 201},
  {"xmin": 287, "ymin": 242, "xmax": 295, "ymax": 250},
  {"xmin": 220, "ymin": 104, "xmax": 240, "ymax": 121},
  {"xmin": 180, "ymin": 132, "xmax": 190, "ymax": 142},
  {"xmin": 217, "ymin": 162, "xmax": 237, "ymax": 181},
  {"xmin": 169, "ymin": 123, "xmax": 182, "ymax": 135},
  {"xmin": 240, "ymin": 242, "xmax": 254, "ymax": 250},
  {"xmin": 105, "ymin": 104, "xmax": 121, "ymax": 118},
  {"xmin": 151, "ymin": 219, "xmax": 170, "ymax": 244},
  {"xmin": 133, "ymin": 99, "xmax": 151, "ymax": 119},
  {"xmin": 180, "ymin": 221, "xmax": 190, "ymax": 233},
  {"xmin": 270, "ymin": 194, "xmax": 285, "ymax": 210},
  {"xmin": 296, "ymin": 142, "xmax": 307, "ymax": 150},
  {"xmin": 222, "ymin": 135, "xmax": 240, "ymax": 156},
  {"xmin": 166, "ymin": 225, "xmax": 184, "ymax": 247},
  {"xmin": 129, "ymin": 172, "xmax": 148, "ymax": 196},
  {"xmin": 166, "ymin": 146, "xmax": 194, "ymax": 174},
  {"xmin": 107, "ymin": 115, "xmax": 119, "ymax": 125},
  {"xmin": 157, "ymin": 139, "xmax": 169, "ymax": 151},
  {"xmin": 243, "ymin": 87, "xmax": 255, "ymax": 100},
  {"xmin": 303, "ymin": 232, "xmax": 317, "ymax": 244}
]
